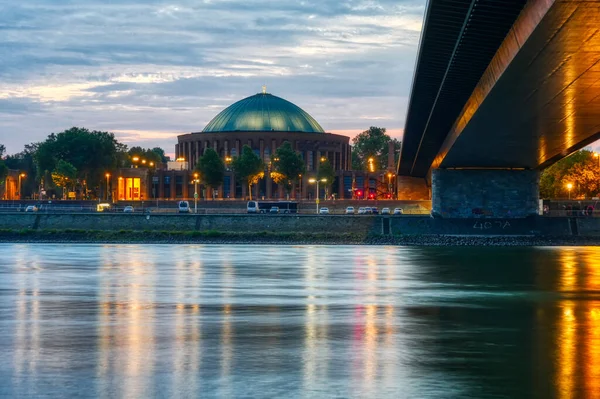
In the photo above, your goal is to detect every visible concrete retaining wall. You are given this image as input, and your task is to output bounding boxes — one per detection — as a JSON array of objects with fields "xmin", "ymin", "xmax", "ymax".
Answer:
[
  {"xmin": 391, "ymin": 216, "xmax": 573, "ymax": 236},
  {"xmin": 0, "ymin": 213, "xmax": 380, "ymax": 234},
  {"xmin": 0, "ymin": 213, "xmax": 598, "ymax": 236}
]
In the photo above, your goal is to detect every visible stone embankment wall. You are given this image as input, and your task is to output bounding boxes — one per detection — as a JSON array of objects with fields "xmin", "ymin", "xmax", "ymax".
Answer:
[
  {"xmin": 0, "ymin": 213, "xmax": 380, "ymax": 234},
  {"xmin": 0, "ymin": 213, "xmax": 598, "ymax": 236}
]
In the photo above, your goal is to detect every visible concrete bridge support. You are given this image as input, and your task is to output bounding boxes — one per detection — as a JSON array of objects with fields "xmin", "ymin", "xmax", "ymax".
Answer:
[{"xmin": 431, "ymin": 169, "xmax": 540, "ymax": 218}]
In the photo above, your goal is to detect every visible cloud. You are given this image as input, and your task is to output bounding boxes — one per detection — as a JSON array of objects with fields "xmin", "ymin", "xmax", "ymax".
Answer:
[{"xmin": 0, "ymin": 0, "xmax": 426, "ymax": 154}]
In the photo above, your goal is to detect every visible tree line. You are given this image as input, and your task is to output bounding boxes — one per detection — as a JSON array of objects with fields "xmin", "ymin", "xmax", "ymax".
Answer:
[
  {"xmin": 0, "ymin": 127, "xmax": 170, "ymax": 199},
  {"xmin": 1, "ymin": 125, "xmax": 401, "ymax": 200},
  {"xmin": 540, "ymin": 149, "xmax": 600, "ymax": 198}
]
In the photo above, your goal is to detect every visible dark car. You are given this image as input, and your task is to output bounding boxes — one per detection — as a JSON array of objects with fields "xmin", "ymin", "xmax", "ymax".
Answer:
[{"xmin": 371, "ymin": 207, "xmax": 379, "ymax": 215}]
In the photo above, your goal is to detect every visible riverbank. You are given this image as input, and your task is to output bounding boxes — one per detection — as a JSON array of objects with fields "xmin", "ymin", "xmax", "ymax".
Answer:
[{"xmin": 1, "ymin": 229, "xmax": 599, "ymax": 246}]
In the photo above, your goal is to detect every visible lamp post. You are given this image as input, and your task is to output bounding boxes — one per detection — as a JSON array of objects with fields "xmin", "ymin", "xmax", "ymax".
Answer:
[
  {"xmin": 309, "ymin": 178, "xmax": 327, "ymax": 214},
  {"xmin": 132, "ymin": 156, "xmax": 139, "ymax": 168},
  {"xmin": 594, "ymin": 152, "xmax": 599, "ymax": 168},
  {"xmin": 566, "ymin": 182, "xmax": 573, "ymax": 200},
  {"xmin": 193, "ymin": 173, "xmax": 200, "ymax": 214},
  {"xmin": 105, "ymin": 173, "xmax": 111, "ymax": 201},
  {"xmin": 18, "ymin": 173, "xmax": 26, "ymax": 200}
]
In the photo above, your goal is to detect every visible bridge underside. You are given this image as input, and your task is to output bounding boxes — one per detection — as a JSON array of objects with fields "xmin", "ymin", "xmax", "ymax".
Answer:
[
  {"xmin": 437, "ymin": 1, "xmax": 600, "ymax": 170},
  {"xmin": 398, "ymin": 0, "xmax": 600, "ymax": 216}
]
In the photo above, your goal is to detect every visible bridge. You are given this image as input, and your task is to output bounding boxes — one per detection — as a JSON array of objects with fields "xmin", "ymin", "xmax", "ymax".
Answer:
[{"xmin": 398, "ymin": 0, "xmax": 600, "ymax": 217}]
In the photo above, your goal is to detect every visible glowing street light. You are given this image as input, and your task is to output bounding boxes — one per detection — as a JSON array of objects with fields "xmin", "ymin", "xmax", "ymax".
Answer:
[
  {"xmin": 132, "ymin": 156, "xmax": 140, "ymax": 168},
  {"xmin": 309, "ymin": 177, "xmax": 327, "ymax": 214},
  {"xmin": 566, "ymin": 182, "xmax": 573, "ymax": 200},
  {"xmin": 105, "ymin": 173, "xmax": 111, "ymax": 201},
  {"xmin": 192, "ymin": 172, "xmax": 200, "ymax": 213},
  {"xmin": 18, "ymin": 173, "xmax": 26, "ymax": 199},
  {"xmin": 594, "ymin": 152, "xmax": 599, "ymax": 167},
  {"xmin": 368, "ymin": 157, "xmax": 375, "ymax": 172}
]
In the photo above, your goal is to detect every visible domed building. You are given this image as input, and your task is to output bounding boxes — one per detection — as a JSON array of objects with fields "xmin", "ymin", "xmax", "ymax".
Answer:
[{"xmin": 174, "ymin": 89, "xmax": 353, "ymax": 199}]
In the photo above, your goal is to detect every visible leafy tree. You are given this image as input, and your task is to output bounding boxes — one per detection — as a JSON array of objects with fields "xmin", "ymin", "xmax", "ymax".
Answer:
[
  {"xmin": 232, "ymin": 145, "xmax": 264, "ymax": 200},
  {"xmin": 0, "ymin": 144, "xmax": 7, "ymax": 186},
  {"xmin": 35, "ymin": 127, "xmax": 122, "ymax": 194},
  {"xmin": 273, "ymin": 142, "xmax": 305, "ymax": 192},
  {"xmin": 196, "ymin": 148, "xmax": 225, "ymax": 197},
  {"xmin": 316, "ymin": 158, "xmax": 336, "ymax": 198},
  {"xmin": 317, "ymin": 158, "xmax": 336, "ymax": 186},
  {"xmin": 51, "ymin": 160, "xmax": 77, "ymax": 199},
  {"xmin": 540, "ymin": 149, "xmax": 600, "ymax": 198},
  {"xmin": 0, "ymin": 159, "xmax": 7, "ymax": 186},
  {"xmin": 128, "ymin": 146, "xmax": 162, "ymax": 167},
  {"xmin": 351, "ymin": 126, "xmax": 401, "ymax": 171},
  {"xmin": 151, "ymin": 147, "xmax": 170, "ymax": 163}
]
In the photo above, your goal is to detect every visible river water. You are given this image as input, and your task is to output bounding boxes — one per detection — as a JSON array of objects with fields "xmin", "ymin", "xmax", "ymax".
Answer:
[{"xmin": 1, "ymin": 244, "xmax": 599, "ymax": 398}]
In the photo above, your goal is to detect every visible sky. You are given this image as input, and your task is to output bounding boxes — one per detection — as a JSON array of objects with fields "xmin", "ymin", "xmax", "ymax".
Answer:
[{"xmin": 0, "ymin": 0, "xmax": 425, "ymax": 156}]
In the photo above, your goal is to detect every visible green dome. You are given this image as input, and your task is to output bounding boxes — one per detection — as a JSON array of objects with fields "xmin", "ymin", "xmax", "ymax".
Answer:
[{"xmin": 202, "ymin": 92, "xmax": 325, "ymax": 133}]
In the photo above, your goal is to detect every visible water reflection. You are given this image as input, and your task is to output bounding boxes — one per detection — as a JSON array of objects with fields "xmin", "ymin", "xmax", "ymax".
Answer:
[{"xmin": 1, "ymin": 244, "xmax": 600, "ymax": 398}]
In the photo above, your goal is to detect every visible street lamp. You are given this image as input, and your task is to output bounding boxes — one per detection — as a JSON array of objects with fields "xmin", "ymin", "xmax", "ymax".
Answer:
[
  {"xmin": 368, "ymin": 157, "xmax": 375, "ymax": 172},
  {"xmin": 105, "ymin": 173, "xmax": 111, "ymax": 201},
  {"xmin": 132, "ymin": 156, "xmax": 139, "ymax": 168},
  {"xmin": 18, "ymin": 173, "xmax": 26, "ymax": 200},
  {"xmin": 308, "ymin": 178, "xmax": 327, "ymax": 214},
  {"xmin": 566, "ymin": 182, "xmax": 573, "ymax": 200},
  {"xmin": 594, "ymin": 152, "xmax": 599, "ymax": 167},
  {"xmin": 149, "ymin": 161, "xmax": 154, "ymax": 168},
  {"xmin": 193, "ymin": 172, "xmax": 200, "ymax": 214}
]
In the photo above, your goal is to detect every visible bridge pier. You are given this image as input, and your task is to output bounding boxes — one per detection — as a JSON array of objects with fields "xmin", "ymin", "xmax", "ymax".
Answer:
[{"xmin": 431, "ymin": 169, "xmax": 540, "ymax": 218}]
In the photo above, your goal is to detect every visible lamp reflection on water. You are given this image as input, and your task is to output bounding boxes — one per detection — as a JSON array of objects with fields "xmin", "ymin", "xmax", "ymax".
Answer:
[
  {"xmin": 13, "ymin": 248, "xmax": 42, "ymax": 381},
  {"xmin": 302, "ymin": 247, "xmax": 330, "ymax": 394},
  {"xmin": 555, "ymin": 248, "xmax": 600, "ymax": 398},
  {"xmin": 96, "ymin": 246, "xmax": 157, "ymax": 399},
  {"xmin": 171, "ymin": 252, "xmax": 203, "ymax": 396}
]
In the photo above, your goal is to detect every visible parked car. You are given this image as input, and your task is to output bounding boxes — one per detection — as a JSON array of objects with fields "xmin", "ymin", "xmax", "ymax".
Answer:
[
  {"xmin": 381, "ymin": 207, "xmax": 390, "ymax": 215},
  {"xmin": 372, "ymin": 207, "xmax": 379, "ymax": 215},
  {"xmin": 364, "ymin": 207, "xmax": 373, "ymax": 214},
  {"xmin": 345, "ymin": 206, "xmax": 355, "ymax": 215},
  {"xmin": 25, "ymin": 205, "xmax": 38, "ymax": 212},
  {"xmin": 123, "ymin": 206, "xmax": 134, "ymax": 213},
  {"xmin": 358, "ymin": 207, "xmax": 366, "ymax": 215},
  {"xmin": 319, "ymin": 207, "xmax": 330, "ymax": 215},
  {"xmin": 393, "ymin": 208, "xmax": 404, "ymax": 215},
  {"xmin": 269, "ymin": 206, "xmax": 279, "ymax": 214},
  {"xmin": 178, "ymin": 201, "xmax": 190, "ymax": 213}
]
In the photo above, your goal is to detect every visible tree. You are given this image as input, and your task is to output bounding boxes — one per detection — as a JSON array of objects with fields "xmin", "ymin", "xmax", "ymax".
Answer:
[
  {"xmin": 0, "ymin": 159, "xmax": 7, "ymax": 187},
  {"xmin": 151, "ymin": 147, "xmax": 170, "ymax": 163},
  {"xmin": 128, "ymin": 146, "xmax": 162, "ymax": 167},
  {"xmin": 0, "ymin": 144, "xmax": 7, "ymax": 186},
  {"xmin": 273, "ymin": 142, "xmax": 305, "ymax": 193},
  {"xmin": 35, "ymin": 127, "xmax": 122, "ymax": 196},
  {"xmin": 351, "ymin": 126, "xmax": 401, "ymax": 171},
  {"xmin": 51, "ymin": 160, "xmax": 77, "ymax": 199},
  {"xmin": 540, "ymin": 149, "xmax": 600, "ymax": 198},
  {"xmin": 317, "ymin": 158, "xmax": 335, "ymax": 184},
  {"xmin": 196, "ymin": 148, "xmax": 225, "ymax": 197},
  {"xmin": 232, "ymin": 145, "xmax": 263, "ymax": 200}
]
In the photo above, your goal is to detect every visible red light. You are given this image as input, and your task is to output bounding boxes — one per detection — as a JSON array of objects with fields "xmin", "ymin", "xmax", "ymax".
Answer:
[{"xmin": 356, "ymin": 190, "xmax": 362, "ymax": 197}]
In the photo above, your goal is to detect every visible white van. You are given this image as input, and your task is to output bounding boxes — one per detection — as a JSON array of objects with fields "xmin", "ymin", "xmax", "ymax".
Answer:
[
  {"xmin": 247, "ymin": 201, "xmax": 258, "ymax": 214},
  {"xmin": 178, "ymin": 200, "xmax": 190, "ymax": 213}
]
